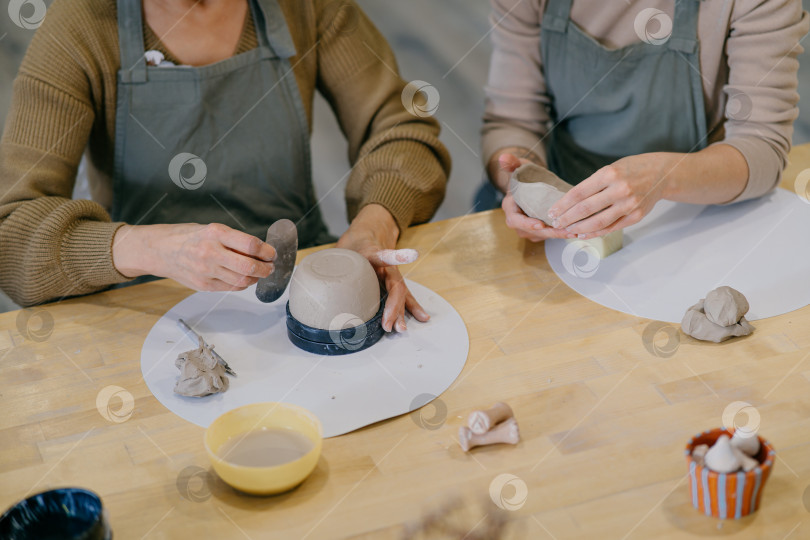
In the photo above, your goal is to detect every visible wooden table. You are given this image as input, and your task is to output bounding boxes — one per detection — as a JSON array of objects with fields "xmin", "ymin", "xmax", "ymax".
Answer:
[{"xmin": 2, "ymin": 149, "xmax": 810, "ymax": 539}]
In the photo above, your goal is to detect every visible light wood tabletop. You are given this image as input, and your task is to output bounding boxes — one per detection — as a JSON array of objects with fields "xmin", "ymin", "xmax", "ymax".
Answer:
[{"xmin": 2, "ymin": 147, "xmax": 810, "ymax": 539}]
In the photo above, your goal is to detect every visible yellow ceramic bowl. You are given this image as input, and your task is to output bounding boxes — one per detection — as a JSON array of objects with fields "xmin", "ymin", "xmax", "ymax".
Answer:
[{"xmin": 204, "ymin": 402, "xmax": 322, "ymax": 495}]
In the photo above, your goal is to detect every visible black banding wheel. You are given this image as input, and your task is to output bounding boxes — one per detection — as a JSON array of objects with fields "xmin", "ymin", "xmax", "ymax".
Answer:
[{"xmin": 285, "ymin": 298, "xmax": 386, "ymax": 356}]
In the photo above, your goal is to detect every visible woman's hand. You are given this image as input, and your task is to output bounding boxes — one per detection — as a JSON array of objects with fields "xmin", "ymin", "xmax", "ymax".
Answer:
[
  {"xmin": 112, "ymin": 223, "xmax": 275, "ymax": 291},
  {"xmin": 495, "ymin": 152, "xmax": 573, "ymax": 243},
  {"xmin": 336, "ymin": 204, "xmax": 429, "ymax": 333},
  {"xmin": 548, "ymin": 153, "xmax": 677, "ymax": 239}
]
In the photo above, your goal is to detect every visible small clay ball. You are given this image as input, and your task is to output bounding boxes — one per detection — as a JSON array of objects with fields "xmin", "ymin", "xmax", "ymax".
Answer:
[
  {"xmin": 704, "ymin": 286, "xmax": 749, "ymax": 327},
  {"xmin": 289, "ymin": 248, "xmax": 380, "ymax": 330},
  {"xmin": 681, "ymin": 300, "xmax": 754, "ymax": 343}
]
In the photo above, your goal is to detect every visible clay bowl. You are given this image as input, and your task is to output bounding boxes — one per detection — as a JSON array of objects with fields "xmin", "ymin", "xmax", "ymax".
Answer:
[
  {"xmin": 0, "ymin": 488, "xmax": 111, "ymax": 540},
  {"xmin": 205, "ymin": 402, "xmax": 323, "ymax": 495},
  {"xmin": 509, "ymin": 163, "xmax": 573, "ymax": 225},
  {"xmin": 286, "ymin": 248, "xmax": 385, "ymax": 355},
  {"xmin": 684, "ymin": 427, "xmax": 776, "ymax": 519}
]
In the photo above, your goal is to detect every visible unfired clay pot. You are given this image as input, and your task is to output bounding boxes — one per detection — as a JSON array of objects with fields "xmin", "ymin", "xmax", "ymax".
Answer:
[
  {"xmin": 288, "ymin": 248, "xmax": 381, "ymax": 331},
  {"xmin": 509, "ymin": 163, "xmax": 573, "ymax": 225}
]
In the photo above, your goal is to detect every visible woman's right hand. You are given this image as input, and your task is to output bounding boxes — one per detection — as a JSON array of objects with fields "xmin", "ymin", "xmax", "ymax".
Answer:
[
  {"xmin": 495, "ymin": 152, "xmax": 572, "ymax": 243},
  {"xmin": 112, "ymin": 223, "xmax": 276, "ymax": 291}
]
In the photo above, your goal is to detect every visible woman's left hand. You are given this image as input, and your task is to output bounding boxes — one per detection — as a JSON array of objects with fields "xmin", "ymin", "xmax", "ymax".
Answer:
[
  {"xmin": 548, "ymin": 152, "xmax": 678, "ymax": 239},
  {"xmin": 337, "ymin": 204, "xmax": 429, "ymax": 333}
]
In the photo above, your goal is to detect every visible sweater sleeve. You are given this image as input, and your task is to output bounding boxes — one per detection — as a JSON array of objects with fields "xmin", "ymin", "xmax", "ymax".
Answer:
[
  {"xmin": 481, "ymin": 0, "xmax": 550, "ymax": 170},
  {"xmin": 718, "ymin": 0, "xmax": 809, "ymax": 203},
  {"xmin": 0, "ymin": 2, "xmax": 129, "ymax": 307},
  {"xmin": 312, "ymin": 0, "xmax": 452, "ymax": 232}
]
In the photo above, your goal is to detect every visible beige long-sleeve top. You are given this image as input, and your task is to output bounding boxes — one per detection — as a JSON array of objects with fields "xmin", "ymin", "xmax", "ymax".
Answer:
[
  {"xmin": 482, "ymin": 0, "xmax": 808, "ymax": 201},
  {"xmin": 0, "ymin": 0, "xmax": 451, "ymax": 307}
]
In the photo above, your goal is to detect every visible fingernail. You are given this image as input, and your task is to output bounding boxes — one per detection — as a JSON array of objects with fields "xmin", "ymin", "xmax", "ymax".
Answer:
[
  {"xmin": 533, "ymin": 223, "xmax": 544, "ymax": 230},
  {"xmin": 551, "ymin": 219, "xmax": 560, "ymax": 228},
  {"xmin": 578, "ymin": 233, "xmax": 587, "ymax": 239},
  {"xmin": 566, "ymin": 233, "xmax": 576, "ymax": 239}
]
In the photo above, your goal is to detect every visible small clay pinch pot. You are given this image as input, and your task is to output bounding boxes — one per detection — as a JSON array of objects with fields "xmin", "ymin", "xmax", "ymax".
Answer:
[{"xmin": 509, "ymin": 163, "xmax": 574, "ymax": 226}]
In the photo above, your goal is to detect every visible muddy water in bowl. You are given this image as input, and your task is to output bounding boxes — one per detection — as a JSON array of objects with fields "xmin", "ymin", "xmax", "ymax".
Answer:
[
  {"xmin": 205, "ymin": 402, "xmax": 323, "ymax": 494},
  {"xmin": 219, "ymin": 428, "xmax": 314, "ymax": 467}
]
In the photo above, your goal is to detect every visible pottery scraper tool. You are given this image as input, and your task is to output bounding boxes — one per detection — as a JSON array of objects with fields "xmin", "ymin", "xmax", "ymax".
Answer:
[{"xmin": 255, "ymin": 219, "xmax": 298, "ymax": 303}]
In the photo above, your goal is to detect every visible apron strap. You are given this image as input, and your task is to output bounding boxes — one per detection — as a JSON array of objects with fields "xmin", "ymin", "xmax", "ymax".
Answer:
[
  {"xmin": 541, "ymin": 0, "xmax": 572, "ymax": 33},
  {"xmin": 252, "ymin": 0, "xmax": 297, "ymax": 59},
  {"xmin": 542, "ymin": 0, "xmax": 700, "ymax": 53},
  {"xmin": 117, "ymin": 0, "xmax": 148, "ymax": 83},
  {"xmin": 667, "ymin": 0, "xmax": 700, "ymax": 54}
]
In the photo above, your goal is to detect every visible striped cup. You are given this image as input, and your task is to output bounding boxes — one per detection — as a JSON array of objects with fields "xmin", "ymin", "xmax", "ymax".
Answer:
[{"xmin": 685, "ymin": 428, "xmax": 776, "ymax": 519}]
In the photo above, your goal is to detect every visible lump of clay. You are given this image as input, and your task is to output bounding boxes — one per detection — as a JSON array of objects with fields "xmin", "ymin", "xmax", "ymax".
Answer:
[
  {"xmin": 703, "ymin": 435, "xmax": 741, "ymax": 474},
  {"xmin": 574, "ymin": 231, "xmax": 624, "ymax": 259},
  {"xmin": 691, "ymin": 444, "xmax": 710, "ymax": 467},
  {"xmin": 510, "ymin": 163, "xmax": 623, "ymax": 258},
  {"xmin": 681, "ymin": 286, "xmax": 754, "ymax": 343},
  {"xmin": 730, "ymin": 430, "xmax": 760, "ymax": 457},
  {"xmin": 174, "ymin": 337, "xmax": 229, "ymax": 397},
  {"xmin": 255, "ymin": 219, "xmax": 298, "ymax": 303},
  {"xmin": 732, "ymin": 446, "xmax": 759, "ymax": 472},
  {"xmin": 701, "ymin": 434, "xmax": 761, "ymax": 474},
  {"xmin": 288, "ymin": 248, "xmax": 380, "ymax": 330},
  {"xmin": 704, "ymin": 286, "xmax": 750, "ymax": 327}
]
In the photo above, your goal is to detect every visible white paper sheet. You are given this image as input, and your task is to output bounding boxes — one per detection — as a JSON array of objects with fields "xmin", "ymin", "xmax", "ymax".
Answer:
[
  {"xmin": 140, "ymin": 280, "xmax": 468, "ymax": 438},
  {"xmin": 545, "ymin": 189, "xmax": 810, "ymax": 323}
]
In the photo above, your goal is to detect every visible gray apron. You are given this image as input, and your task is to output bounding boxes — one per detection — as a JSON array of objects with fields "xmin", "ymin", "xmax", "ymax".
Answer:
[
  {"xmin": 112, "ymin": 0, "xmax": 331, "ymax": 283},
  {"xmin": 541, "ymin": 0, "xmax": 708, "ymax": 185}
]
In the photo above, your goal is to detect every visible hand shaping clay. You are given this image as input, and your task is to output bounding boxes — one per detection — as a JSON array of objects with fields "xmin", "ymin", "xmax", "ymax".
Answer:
[
  {"xmin": 509, "ymin": 163, "xmax": 572, "ymax": 226},
  {"xmin": 467, "ymin": 402, "xmax": 514, "ymax": 435},
  {"xmin": 458, "ymin": 417, "xmax": 520, "ymax": 452},
  {"xmin": 681, "ymin": 287, "xmax": 755, "ymax": 343},
  {"xmin": 288, "ymin": 248, "xmax": 380, "ymax": 330},
  {"xmin": 510, "ymin": 163, "xmax": 623, "ymax": 258},
  {"xmin": 704, "ymin": 286, "xmax": 750, "ymax": 327},
  {"xmin": 255, "ymin": 219, "xmax": 298, "ymax": 303},
  {"xmin": 174, "ymin": 337, "xmax": 229, "ymax": 397}
]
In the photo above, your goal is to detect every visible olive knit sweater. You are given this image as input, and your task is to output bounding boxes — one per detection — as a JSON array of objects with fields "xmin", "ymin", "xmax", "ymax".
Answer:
[{"xmin": 0, "ymin": 0, "xmax": 451, "ymax": 306}]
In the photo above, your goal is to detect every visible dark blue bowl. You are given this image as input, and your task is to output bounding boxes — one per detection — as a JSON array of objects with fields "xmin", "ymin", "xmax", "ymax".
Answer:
[{"xmin": 0, "ymin": 488, "xmax": 111, "ymax": 540}]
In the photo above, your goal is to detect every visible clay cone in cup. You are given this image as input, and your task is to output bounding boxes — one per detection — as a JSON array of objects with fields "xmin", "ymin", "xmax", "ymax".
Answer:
[{"xmin": 685, "ymin": 427, "xmax": 775, "ymax": 519}]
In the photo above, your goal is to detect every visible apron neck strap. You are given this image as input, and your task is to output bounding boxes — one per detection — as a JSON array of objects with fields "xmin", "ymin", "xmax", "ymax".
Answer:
[
  {"xmin": 667, "ymin": 0, "xmax": 700, "ymax": 54},
  {"xmin": 542, "ymin": 0, "xmax": 700, "ymax": 54},
  {"xmin": 251, "ymin": 0, "xmax": 297, "ymax": 59},
  {"xmin": 115, "ymin": 0, "xmax": 297, "ymax": 82},
  {"xmin": 542, "ymin": 0, "xmax": 572, "ymax": 33},
  {"xmin": 117, "ymin": 0, "xmax": 148, "ymax": 83}
]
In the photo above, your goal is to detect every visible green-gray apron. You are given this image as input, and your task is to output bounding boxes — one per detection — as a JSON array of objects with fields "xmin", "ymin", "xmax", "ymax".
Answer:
[
  {"xmin": 541, "ymin": 0, "xmax": 708, "ymax": 185},
  {"xmin": 112, "ymin": 0, "xmax": 331, "ymax": 284}
]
